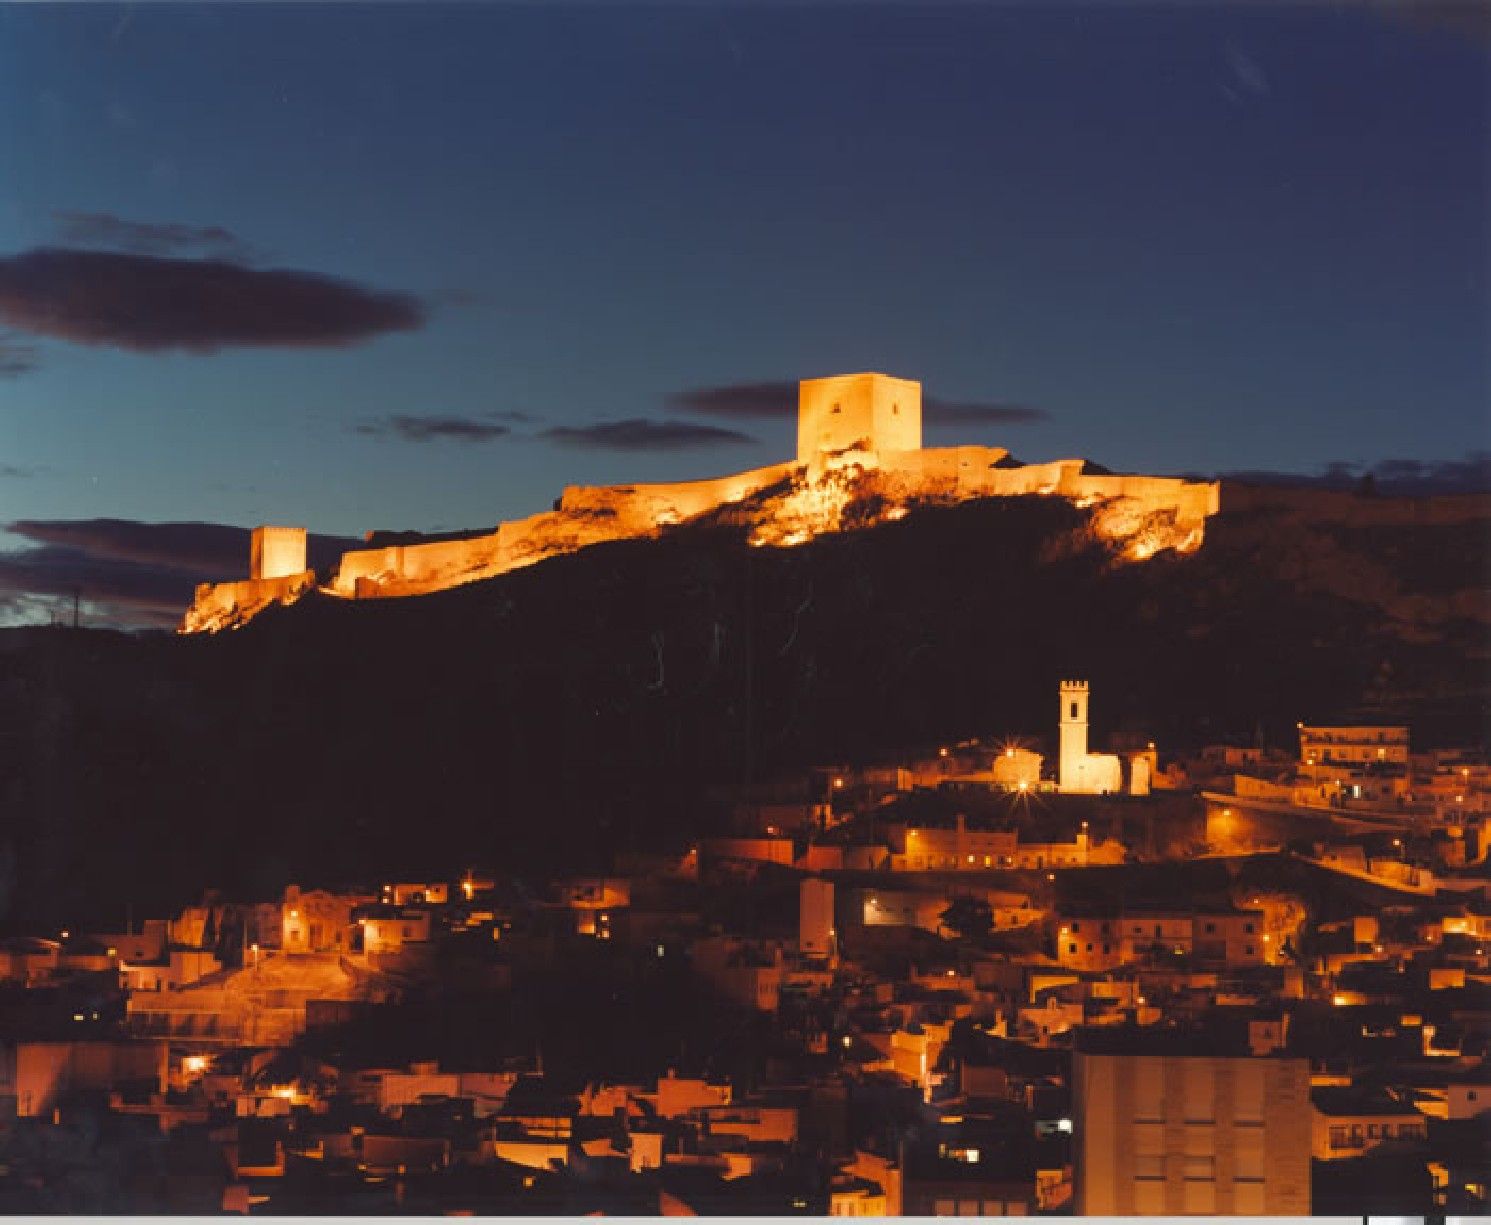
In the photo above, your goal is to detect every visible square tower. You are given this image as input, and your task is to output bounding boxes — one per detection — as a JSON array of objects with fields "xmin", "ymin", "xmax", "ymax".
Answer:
[
  {"xmin": 250, "ymin": 525, "xmax": 308, "ymax": 581},
  {"xmin": 1059, "ymin": 679, "xmax": 1091, "ymax": 792},
  {"xmin": 797, "ymin": 373, "xmax": 922, "ymax": 466}
]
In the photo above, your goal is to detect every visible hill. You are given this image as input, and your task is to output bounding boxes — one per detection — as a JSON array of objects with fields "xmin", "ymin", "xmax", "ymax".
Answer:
[{"xmin": 0, "ymin": 486, "xmax": 1486, "ymax": 928}]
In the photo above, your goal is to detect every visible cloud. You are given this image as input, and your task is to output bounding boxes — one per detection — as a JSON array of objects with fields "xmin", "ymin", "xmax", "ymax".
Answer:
[
  {"xmin": 0, "ymin": 519, "xmax": 362, "ymax": 629},
  {"xmin": 668, "ymin": 381, "xmax": 799, "ymax": 419},
  {"xmin": 53, "ymin": 210, "xmax": 253, "ymax": 260},
  {"xmin": 0, "ymin": 543, "xmax": 200, "ymax": 629},
  {"xmin": 541, "ymin": 418, "xmax": 756, "ymax": 451},
  {"xmin": 668, "ymin": 379, "xmax": 1047, "ymax": 426},
  {"xmin": 1212, "ymin": 451, "xmax": 1491, "ymax": 496},
  {"xmin": 355, "ymin": 415, "xmax": 511, "ymax": 443},
  {"xmin": 0, "ymin": 465, "xmax": 38, "ymax": 479},
  {"xmin": 0, "ymin": 333, "xmax": 40, "ymax": 377},
  {"xmin": 0, "ymin": 248, "xmax": 423, "ymax": 353},
  {"xmin": 924, "ymin": 397, "xmax": 1048, "ymax": 425}
]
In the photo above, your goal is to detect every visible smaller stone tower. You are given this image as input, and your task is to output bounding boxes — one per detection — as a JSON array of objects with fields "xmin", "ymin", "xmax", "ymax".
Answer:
[
  {"xmin": 1058, "ymin": 680, "xmax": 1090, "ymax": 793},
  {"xmin": 250, "ymin": 525, "xmax": 308, "ymax": 581}
]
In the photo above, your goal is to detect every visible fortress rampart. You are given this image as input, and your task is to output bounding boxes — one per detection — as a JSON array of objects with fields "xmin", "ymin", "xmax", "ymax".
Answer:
[{"xmin": 181, "ymin": 372, "xmax": 1222, "ymax": 633}]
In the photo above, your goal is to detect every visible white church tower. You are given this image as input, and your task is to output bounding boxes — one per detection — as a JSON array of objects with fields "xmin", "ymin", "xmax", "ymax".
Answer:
[
  {"xmin": 1058, "ymin": 679, "xmax": 1123, "ymax": 795},
  {"xmin": 1059, "ymin": 680, "xmax": 1090, "ymax": 792}
]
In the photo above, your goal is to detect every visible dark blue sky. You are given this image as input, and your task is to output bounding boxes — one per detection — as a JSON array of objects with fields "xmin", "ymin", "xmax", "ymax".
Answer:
[{"xmin": 0, "ymin": 2, "xmax": 1487, "ymax": 623}]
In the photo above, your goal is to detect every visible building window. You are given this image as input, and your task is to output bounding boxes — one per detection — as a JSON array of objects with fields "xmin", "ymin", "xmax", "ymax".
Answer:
[
  {"xmin": 1244, "ymin": 922, "xmax": 1255, "ymax": 933},
  {"xmin": 1204, "ymin": 923, "xmax": 1216, "ymax": 934},
  {"xmin": 1072, "ymin": 922, "xmax": 1081, "ymax": 933},
  {"xmin": 1245, "ymin": 945, "xmax": 1255, "ymax": 956},
  {"xmin": 1068, "ymin": 943, "xmax": 1077, "ymax": 954},
  {"xmin": 1070, "ymin": 702, "xmax": 1079, "ymax": 719}
]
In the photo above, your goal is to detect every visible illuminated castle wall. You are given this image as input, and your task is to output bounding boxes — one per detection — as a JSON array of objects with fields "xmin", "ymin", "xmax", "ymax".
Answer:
[{"xmin": 181, "ymin": 371, "xmax": 1222, "ymax": 633}]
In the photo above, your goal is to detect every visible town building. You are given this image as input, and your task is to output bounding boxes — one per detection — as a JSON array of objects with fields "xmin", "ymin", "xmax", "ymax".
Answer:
[{"xmin": 1073, "ymin": 1034, "xmax": 1311, "ymax": 1215}]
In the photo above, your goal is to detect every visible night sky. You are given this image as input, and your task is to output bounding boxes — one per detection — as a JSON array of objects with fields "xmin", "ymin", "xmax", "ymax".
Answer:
[{"xmin": 1, "ymin": 2, "xmax": 1487, "ymax": 626}]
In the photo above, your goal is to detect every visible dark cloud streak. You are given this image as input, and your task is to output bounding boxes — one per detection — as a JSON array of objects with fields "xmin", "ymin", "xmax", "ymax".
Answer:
[
  {"xmin": 0, "ymin": 333, "xmax": 40, "ymax": 376},
  {"xmin": 355, "ymin": 415, "xmax": 511, "ymax": 443},
  {"xmin": 53, "ymin": 210, "xmax": 253, "ymax": 260},
  {"xmin": 0, "ymin": 248, "xmax": 424, "ymax": 352},
  {"xmin": 542, "ymin": 418, "xmax": 755, "ymax": 451},
  {"xmin": 925, "ymin": 397, "xmax": 1048, "ymax": 425}
]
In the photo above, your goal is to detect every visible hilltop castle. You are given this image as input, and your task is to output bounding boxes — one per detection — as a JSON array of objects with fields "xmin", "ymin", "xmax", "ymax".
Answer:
[{"xmin": 181, "ymin": 372, "xmax": 1220, "ymax": 633}]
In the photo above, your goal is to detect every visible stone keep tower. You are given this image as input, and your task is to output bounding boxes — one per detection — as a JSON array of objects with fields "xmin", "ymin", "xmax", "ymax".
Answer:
[
  {"xmin": 250, "ymin": 525, "xmax": 308, "ymax": 581},
  {"xmin": 1058, "ymin": 680, "xmax": 1091, "ymax": 793},
  {"xmin": 797, "ymin": 372, "xmax": 922, "ymax": 467}
]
